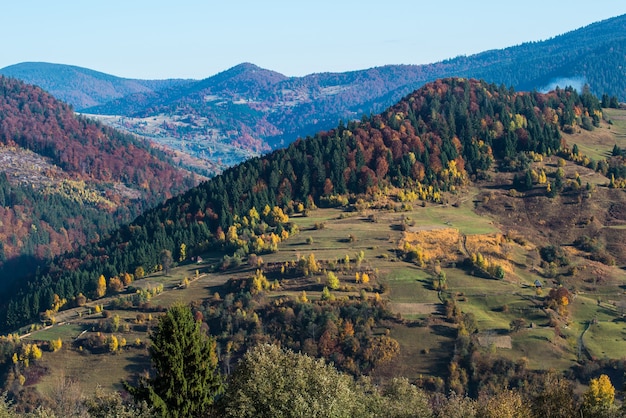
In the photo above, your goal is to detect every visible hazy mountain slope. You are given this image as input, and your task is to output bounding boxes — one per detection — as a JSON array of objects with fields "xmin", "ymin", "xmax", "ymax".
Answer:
[
  {"xmin": 4, "ymin": 16, "xmax": 624, "ymax": 172},
  {"xmin": 0, "ymin": 62, "xmax": 191, "ymax": 110},
  {"xmin": 0, "ymin": 76, "xmax": 199, "ymax": 286},
  {"xmin": 75, "ymin": 15, "xmax": 626, "ymax": 167}
]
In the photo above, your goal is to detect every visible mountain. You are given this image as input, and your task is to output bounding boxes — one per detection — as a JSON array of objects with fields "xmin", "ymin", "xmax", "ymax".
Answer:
[
  {"xmin": 0, "ymin": 76, "xmax": 200, "ymax": 287},
  {"xmin": 4, "ymin": 16, "xmax": 624, "ymax": 174},
  {"xmin": 3, "ymin": 76, "xmax": 623, "ymax": 331},
  {"xmin": 0, "ymin": 62, "xmax": 192, "ymax": 110},
  {"xmin": 74, "ymin": 14, "xmax": 626, "ymax": 169}
]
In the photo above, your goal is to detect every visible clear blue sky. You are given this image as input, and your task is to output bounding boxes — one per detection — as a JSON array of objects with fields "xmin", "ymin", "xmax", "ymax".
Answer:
[{"xmin": 2, "ymin": 1, "xmax": 625, "ymax": 80}]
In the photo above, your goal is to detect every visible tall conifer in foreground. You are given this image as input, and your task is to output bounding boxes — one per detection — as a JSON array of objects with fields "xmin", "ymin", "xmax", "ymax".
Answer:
[{"xmin": 126, "ymin": 303, "xmax": 223, "ymax": 417}]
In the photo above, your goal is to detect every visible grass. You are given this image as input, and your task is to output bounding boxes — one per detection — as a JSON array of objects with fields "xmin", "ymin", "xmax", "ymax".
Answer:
[
  {"xmin": 385, "ymin": 266, "xmax": 439, "ymax": 303},
  {"xmin": 561, "ymin": 108, "xmax": 626, "ymax": 161},
  {"xmin": 583, "ymin": 321, "xmax": 626, "ymax": 360},
  {"xmin": 377, "ymin": 324, "xmax": 455, "ymax": 381},
  {"xmin": 502, "ymin": 328, "xmax": 578, "ymax": 370},
  {"xmin": 34, "ymin": 346, "xmax": 149, "ymax": 395},
  {"xmin": 403, "ymin": 193, "xmax": 498, "ymax": 236},
  {"xmin": 23, "ymin": 323, "xmax": 86, "ymax": 342}
]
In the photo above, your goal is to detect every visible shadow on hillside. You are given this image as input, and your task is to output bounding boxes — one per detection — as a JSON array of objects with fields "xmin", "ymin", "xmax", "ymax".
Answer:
[
  {"xmin": 0, "ymin": 254, "xmax": 45, "ymax": 294},
  {"xmin": 430, "ymin": 324, "xmax": 457, "ymax": 339},
  {"xmin": 124, "ymin": 354, "xmax": 151, "ymax": 377}
]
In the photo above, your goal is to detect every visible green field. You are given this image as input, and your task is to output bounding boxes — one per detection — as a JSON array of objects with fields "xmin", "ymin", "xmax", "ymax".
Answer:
[
  {"xmin": 562, "ymin": 108, "xmax": 626, "ymax": 161},
  {"xmin": 404, "ymin": 194, "xmax": 499, "ymax": 236},
  {"xmin": 23, "ymin": 323, "xmax": 86, "ymax": 342}
]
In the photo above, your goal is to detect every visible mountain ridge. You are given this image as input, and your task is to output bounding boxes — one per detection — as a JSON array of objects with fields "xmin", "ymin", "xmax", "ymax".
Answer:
[
  {"xmin": 3, "ymin": 15, "xmax": 625, "ymax": 172},
  {"xmin": 0, "ymin": 62, "xmax": 192, "ymax": 110}
]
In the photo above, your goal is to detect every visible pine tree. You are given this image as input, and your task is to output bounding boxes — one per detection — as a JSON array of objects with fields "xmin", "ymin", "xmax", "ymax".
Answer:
[{"xmin": 126, "ymin": 303, "xmax": 223, "ymax": 417}]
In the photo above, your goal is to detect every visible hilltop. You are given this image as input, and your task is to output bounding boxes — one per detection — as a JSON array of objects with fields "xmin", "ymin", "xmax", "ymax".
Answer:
[
  {"xmin": 0, "ymin": 76, "xmax": 200, "ymax": 288},
  {"xmin": 0, "ymin": 62, "xmax": 191, "ymax": 110}
]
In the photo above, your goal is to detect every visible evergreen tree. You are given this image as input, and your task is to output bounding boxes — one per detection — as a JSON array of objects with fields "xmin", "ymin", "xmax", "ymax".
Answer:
[{"xmin": 126, "ymin": 303, "xmax": 223, "ymax": 417}]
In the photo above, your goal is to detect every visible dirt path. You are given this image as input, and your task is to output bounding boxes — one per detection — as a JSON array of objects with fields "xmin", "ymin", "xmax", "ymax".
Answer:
[{"xmin": 19, "ymin": 272, "xmax": 217, "ymax": 339}]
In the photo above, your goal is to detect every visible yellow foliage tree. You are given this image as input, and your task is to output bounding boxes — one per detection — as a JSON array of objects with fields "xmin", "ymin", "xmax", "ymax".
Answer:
[
  {"xmin": 51, "ymin": 294, "xmax": 67, "ymax": 312},
  {"xmin": 179, "ymin": 243, "xmax": 187, "ymax": 262},
  {"xmin": 583, "ymin": 374, "xmax": 615, "ymax": 415},
  {"xmin": 108, "ymin": 335, "xmax": 119, "ymax": 353},
  {"xmin": 226, "ymin": 225, "xmax": 238, "ymax": 243},
  {"xmin": 298, "ymin": 290, "xmax": 309, "ymax": 303},
  {"xmin": 307, "ymin": 253, "xmax": 320, "ymax": 275},
  {"xmin": 249, "ymin": 206, "xmax": 260, "ymax": 223},
  {"xmin": 122, "ymin": 272, "xmax": 133, "ymax": 286},
  {"xmin": 326, "ymin": 271, "xmax": 340, "ymax": 290},
  {"xmin": 250, "ymin": 269, "xmax": 270, "ymax": 294},
  {"xmin": 270, "ymin": 206, "xmax": 289, "ymax": 225},
  {"xmin": 134, "ymin": 266, "xmax": 145, "ymax": 279},
  {"xmin": 50, "ymin": 338, "xmax": 62, "ymax": 352},
  {"xmin": 477, "ymin": 389, "xmax": 532, "ymax": 418},
  {"xmin": 538, "ymin": 169, "xmax": 547, "ymax": 184},
  {"xmin": 30, "ymin": 344, "xmax": 43, "ymax": 360},
  {"xmin": 95, "ymin": 274, "xmax": 107, "ymax": 298}
]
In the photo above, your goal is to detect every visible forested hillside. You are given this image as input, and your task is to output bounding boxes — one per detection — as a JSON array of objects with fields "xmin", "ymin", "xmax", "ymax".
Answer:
[
  {"xmin": 0, "ymin": 76, "xmax": 198, "ymax": 287},
  {"xmin": 3, "ymin": 77, "xmax": 622, "ymax": 331}
]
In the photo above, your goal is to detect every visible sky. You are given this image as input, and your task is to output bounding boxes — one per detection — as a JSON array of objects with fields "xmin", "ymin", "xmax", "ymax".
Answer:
[{"xmin": 2, "ymin": 1, "xmax": 625, "ymax": 80}]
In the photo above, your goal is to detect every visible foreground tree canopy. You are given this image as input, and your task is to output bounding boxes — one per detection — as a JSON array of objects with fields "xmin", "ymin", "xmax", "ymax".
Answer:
[{"xmin": 217, "ymin": 343, "xmax": 432, "ymax": 418}]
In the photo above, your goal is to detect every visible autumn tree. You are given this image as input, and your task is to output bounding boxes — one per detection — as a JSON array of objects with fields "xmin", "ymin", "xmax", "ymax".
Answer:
[
  {"xmin": 107, "ymin": 335, "xmax": 119, "ymax": 353},
  {"xmin": 108, "ymin": 276, "xmax": 124, "ymax": 294},
  {"xmin": 134, "ymin": 266, "xmax": 145, "ymax": 279},
  {"xmin": 49, "ymin": 338, "xmax": 63, "ymax": 352},
  {"xmin": 531, "ymin": 372, "xmax": 578, "ymax": 418},
  {"xmin": 95, "ymin": 274, "xmax": 107, "ymax": 298},
  {"xmin": 179, "ymin": 243, "xmax": 187, "ymax": 262},
  {"xmin": 326, "ymin": 271, "xmax": 340, "ymax": 290},
  {"xmin": 126, "ymin": 303, "xmax": 222, "ymax": 417},
  {"xmin": 476, "ymin": 389, "xmax": 532, "ymax": 418},
  {"xmin": 122, "ymin": 272, "xmax": 134, "ymax": 286},
  {"xmin": 582, "ymin": 374, "xmax": 617, "ymax": 417}
]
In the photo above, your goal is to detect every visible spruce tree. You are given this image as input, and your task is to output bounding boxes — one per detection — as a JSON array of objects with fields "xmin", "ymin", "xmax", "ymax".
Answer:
[{"xmin": 126, "ymin": 303, "xmax": 223, "ymax": 417}]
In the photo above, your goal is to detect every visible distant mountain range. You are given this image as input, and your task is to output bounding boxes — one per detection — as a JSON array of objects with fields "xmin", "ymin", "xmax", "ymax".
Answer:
[
  {"xmin": 1, "ymin": 14, "xmax": 625, "ymax": 170},
  {"xmin": 0, "ymin": 62, "xmax": 191, "ymax": 110}
]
